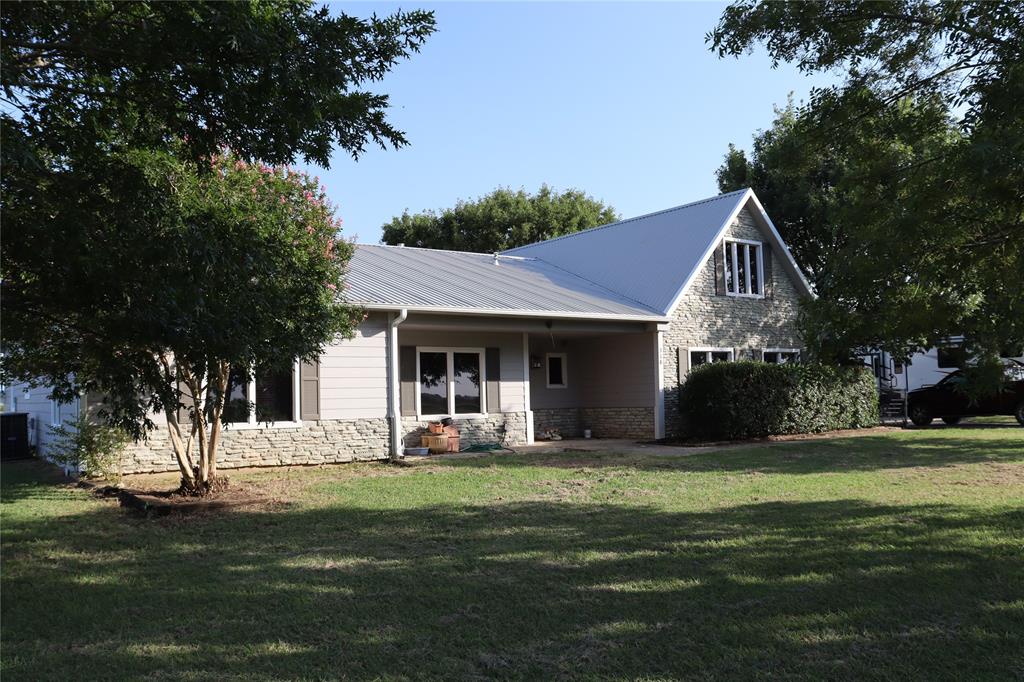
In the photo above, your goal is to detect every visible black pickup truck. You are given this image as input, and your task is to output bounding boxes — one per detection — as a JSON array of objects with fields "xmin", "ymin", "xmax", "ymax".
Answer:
[{"xmin": 908, "ymin": 361, "xmax": 1024, "ymax": 426}]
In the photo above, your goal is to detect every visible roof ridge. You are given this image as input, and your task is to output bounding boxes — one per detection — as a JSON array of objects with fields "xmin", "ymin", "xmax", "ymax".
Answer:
[
  {"xmin": 358, "ymin": 243, "xmax": 536, "ymax": 260},
  {"xmin": 503, "ymin": 188, "xmax": 751, "ymax": 253},
  {"xmin": 532, "ymin": 256, "xmax": 663, "ymax": 315}
]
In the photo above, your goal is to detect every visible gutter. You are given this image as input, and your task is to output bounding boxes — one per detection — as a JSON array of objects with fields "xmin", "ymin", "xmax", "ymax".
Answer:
[{"xmin": 387, "ymin": 308, "xmax": 408, "ymax": 458}]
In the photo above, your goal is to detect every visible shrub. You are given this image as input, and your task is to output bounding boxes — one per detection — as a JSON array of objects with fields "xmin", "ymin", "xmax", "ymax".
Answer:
[
  {"xmin": 679, "ymin": 361, "xmax": 879, "ymax": 440},
  {"xmin": 48, "ymin": 413, "xmax": 130, "ymax": 481}
]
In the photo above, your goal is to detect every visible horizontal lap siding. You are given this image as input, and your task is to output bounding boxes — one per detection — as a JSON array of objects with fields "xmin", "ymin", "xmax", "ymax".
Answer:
[
  {"xmin": 530, "ymin": 333, "xmax": 654, "ymax": 409},
  {"xmin": 320, "ymin": 314, "xmax": 389, "ymax": 419}
]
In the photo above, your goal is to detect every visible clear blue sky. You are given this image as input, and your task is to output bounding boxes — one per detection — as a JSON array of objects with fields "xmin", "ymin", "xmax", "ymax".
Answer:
[{"xmin": 303, "ymin": 2, "xmax": 836, "ymax": 244}]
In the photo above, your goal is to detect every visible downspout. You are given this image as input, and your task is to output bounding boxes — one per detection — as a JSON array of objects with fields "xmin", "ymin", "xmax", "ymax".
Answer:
[{"xmin": 388, "ymin": 308, "xmax": 408, "ymax": 458}]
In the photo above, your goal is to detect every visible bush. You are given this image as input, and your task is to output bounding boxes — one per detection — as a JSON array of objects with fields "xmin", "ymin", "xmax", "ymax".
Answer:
[
  {"xmin": 679, "ymin": 361, "xmax": 879, "ymax": 440},
  {"xmin": 48, "ymin": 413, "xmax": 130, "ymax": 481}
]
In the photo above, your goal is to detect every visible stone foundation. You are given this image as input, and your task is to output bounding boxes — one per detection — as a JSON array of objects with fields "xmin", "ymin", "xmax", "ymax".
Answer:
[
  {"xmin": 533, "ymin": 407, "xmax": 654, "ymax": 440},
  {"xmin": 120, "ymin": 418, "xmax": 390, "ymax": 474},
  {"xmin": 401, "ymin": 412, "xmax": 529, "ymax": 449}
]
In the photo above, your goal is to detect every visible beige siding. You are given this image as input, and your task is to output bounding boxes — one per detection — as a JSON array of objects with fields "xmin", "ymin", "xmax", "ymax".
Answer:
[
  {"xmin": 399, "ymin": 329, "xmax": 526, "ymax": 413},
  {"xmin": 531, "ymin": 332, "xmax": 655, "ymax": 409},
  {"xmin": 320, "ymin": 313, "xmax": 389, "ymax": 419}
]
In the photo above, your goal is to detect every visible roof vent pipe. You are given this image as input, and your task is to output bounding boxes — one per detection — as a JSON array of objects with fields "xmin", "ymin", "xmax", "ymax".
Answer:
[{"xmin": 493, "ymin": 253, "xmax": 499, "ymax": 265}]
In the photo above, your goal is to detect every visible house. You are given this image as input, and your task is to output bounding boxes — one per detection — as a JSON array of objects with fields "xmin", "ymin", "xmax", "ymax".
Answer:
[{"xmin": 6, "ymin": 188, "xmax": 813, "ymax": 473}]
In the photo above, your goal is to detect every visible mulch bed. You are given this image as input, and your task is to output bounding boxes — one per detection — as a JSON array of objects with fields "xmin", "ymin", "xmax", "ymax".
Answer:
[{"xmin": 78, "ymin": 479, "xmax": 265, "ymax": 515}]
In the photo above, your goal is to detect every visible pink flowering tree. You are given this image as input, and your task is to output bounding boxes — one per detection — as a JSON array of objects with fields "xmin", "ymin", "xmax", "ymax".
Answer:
[{"xmin": 3, "ymin": 146, "xmax": 363, "ymax": 494}]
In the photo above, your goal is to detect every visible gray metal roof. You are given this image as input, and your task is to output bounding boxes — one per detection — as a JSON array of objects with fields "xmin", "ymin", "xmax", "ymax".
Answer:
[
  {"xmin": 503, "ymin": 189, "xmax": 752, "ymax": 313},
  {"xmin": 344, "ymin": 244, "xmax": 664, "ymax": 319}
]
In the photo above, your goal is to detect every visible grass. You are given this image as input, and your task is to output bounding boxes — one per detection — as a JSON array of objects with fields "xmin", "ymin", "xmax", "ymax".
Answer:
[{"xmin": 2, "ymin": 426, "xmax": 1023, "ymax": 680}]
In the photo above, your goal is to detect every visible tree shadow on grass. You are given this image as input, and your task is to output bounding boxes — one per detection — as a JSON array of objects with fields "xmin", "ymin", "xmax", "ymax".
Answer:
[{"xmin": 2, "ymin": 488, "xmax": 1022, "ymax": 680}]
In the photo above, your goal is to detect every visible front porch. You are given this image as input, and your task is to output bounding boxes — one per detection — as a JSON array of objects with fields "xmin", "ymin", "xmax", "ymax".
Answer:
[{"xmin": 387, "ymin": 312, "xmax": 665, "ymax": 454}]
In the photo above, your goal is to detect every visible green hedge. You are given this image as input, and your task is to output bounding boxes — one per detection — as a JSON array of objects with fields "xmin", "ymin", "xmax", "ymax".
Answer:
[{"xmin": 678, "ymin": 361, "xmax": 879, "ymax": 440}]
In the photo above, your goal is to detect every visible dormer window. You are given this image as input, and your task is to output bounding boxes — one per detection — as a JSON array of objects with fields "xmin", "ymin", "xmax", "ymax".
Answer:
[{"xmin": 724, "ymin": 239, "xmax": 764, "ymax": 297}]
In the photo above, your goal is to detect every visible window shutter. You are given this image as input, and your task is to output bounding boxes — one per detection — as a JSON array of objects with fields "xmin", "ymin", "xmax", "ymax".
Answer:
[
  {"xmin": 485, "ymin": 347, "xmax": 501, "ymax": 413},
  {"xmin": 735, "ymin": 347, "xmax": 744, "ymax": 362},
  {"xmin": 399, "ymin": 346, "xmax": 417, "ymax": 416},
  {"xmin": 299, "ymin": 360, "xmax": 320, "ymax": 420},
  {"xmin": 677, "ymin": 347, "xmax": 687, "ymax": 383},
  {"xmin": 763, "ymin": 245, "xmax": 774, "ymax": 298},
  {"xmin": 714, "ymin": 245, "xmax": 727, "ymax": 296},
  {"xmin": 752, "ymin": 349, "xmax": 764, "ymax": 362},
  {"xmin": 177, "ymin": 378, "xmax": 194, "ymax": 425}
]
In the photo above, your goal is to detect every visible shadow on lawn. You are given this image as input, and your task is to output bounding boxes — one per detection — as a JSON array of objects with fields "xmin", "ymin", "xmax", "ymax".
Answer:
[
  {"xmin": 459, "ymin": 432, "xmax": 1024, "ymax": 475},
  {"xmin": 2, "ymin": 481, "xmax": 1022, "ymax": 679}
]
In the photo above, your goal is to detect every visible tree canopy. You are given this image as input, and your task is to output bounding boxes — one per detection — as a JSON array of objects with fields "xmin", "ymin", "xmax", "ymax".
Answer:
[
  {"xmin": 1, "ymin": 1, "xmax": 435, "ymax": 166},
  {"xmin": 1, "ymin": 1, "xmax": 435, "ymax": 490},
  {"xmin": 710, "ymin": 1, "xmax": 1023, "ymax": 364},
  {"xmin": 381, "ymin": 185, "xmax": 619, "ymax": 253}
]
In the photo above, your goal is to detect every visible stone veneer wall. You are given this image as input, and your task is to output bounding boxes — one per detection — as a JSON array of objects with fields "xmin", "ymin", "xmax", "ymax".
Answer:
[
  {"xmin": 402, "ymin": 412, "xmax": 528, "ymax": 449},
  {"xmin": 663, "ymin": 207, "xmax": 805, "ymax": 438},
  {"xmin": 121, "ymin": 418, "xmax": 390, "ymax": 474},
  {"xmin": 533, "ymin": 407, "xmax": 654, "ymax": 440},
  {"xmin": 533, "ymin": 407, "xmax": 583, "ymax": 438}
]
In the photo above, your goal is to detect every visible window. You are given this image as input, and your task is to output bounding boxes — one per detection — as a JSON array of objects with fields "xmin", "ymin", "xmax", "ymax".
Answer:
[
  {"xmin": 689, "ymin": 348, "xmax": 734, "ymax": 369},
  {"xmin": 417, "ymin": 348, "xmax": 485, "ymax": 417},
  {"xmin": 937, "ymin": 345, "xmax": 966, "ymax": 369},
  {"xmin": 50, "ymin": 400, "xmax": 61, "ymax": 427},
  {"xmin": 546, "ymin": 353, "xmax": 567, "ymax": 388},
  {"xmin": 763, "ymin": 348, "xmax": 800, "ymax": 364},
  {"xmin": 223, "ymin": 361, "xmax": 301, "ymax": 427},
  {"xmin": 724, "ymin": 240, "xmax": 763, "ymax": 297}
]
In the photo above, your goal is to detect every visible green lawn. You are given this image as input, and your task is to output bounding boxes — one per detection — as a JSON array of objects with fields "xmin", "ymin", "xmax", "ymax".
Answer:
[{"xmin": 3, "ymin": 426, "xmax": 1023, "ymax": 680}]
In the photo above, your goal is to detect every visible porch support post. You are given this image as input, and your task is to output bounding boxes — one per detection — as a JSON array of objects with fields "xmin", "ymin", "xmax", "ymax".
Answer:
[
  {"xmin": 387, "ymin": 308, "xmax": 408, "ymax": 458},
  {"xmin": 522, "ymin": 332, "xmax": 534, "ymax": 444},
  {"xmin": 654, "ymin": 329, "xmax": 666, "ymax": 440}
]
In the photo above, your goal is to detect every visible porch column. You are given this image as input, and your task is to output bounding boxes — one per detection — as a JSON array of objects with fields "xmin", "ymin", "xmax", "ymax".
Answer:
[
  {"xmin": 387, "ymin": 309, "xmax": 408, "ymax": 457},
  {"xmin": 522, "ymin": 332, "xmax": 534, "ymax": 443},
  {"xmin": 654, "ymin": 328, "xmax": 666, "ymax": 439}
]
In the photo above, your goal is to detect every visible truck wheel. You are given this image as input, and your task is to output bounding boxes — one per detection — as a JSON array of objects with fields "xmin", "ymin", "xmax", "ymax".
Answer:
[
  {"xmin": 909, "ymin": 404, "xmax": 933, "ymax": 427},
  {"xmin": 941, "ymin": 416, "xmax": 962, "ymax": 426}
]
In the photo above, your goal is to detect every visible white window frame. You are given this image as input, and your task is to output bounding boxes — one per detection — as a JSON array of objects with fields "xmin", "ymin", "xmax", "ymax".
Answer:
[
  {"xmin": 50, "ymin": 399, "xmax": 61, "ymax": 427},
  {"xmin": 545, "ymin": 353, "xmax": 568, "ymax": 389},
  {"xmin": 687, "ymin": 347, "xmax": 735, "ymax": 372},
  {"xmin": 724, "ymin": 238, "xmax": 765, "ymax": 298},
  {"xmin": 415, "ymin": 347, "xmax": 488, "ymax": 419},
  {"xmin": 763, "ymin": 348, "xmax": 801, "ymax": 364},
  {"xmin": 225, "ymin": 359, "xmax": 302, "ymax": 430}
]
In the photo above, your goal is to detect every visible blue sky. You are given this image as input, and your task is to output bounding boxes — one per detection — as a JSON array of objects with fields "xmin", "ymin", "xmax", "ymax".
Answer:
[{"xmin": 304, "ymin": 2, "xmax": 837, "ymax": 244}]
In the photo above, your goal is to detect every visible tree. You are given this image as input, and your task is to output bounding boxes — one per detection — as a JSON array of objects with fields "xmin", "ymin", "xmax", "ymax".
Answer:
[
  {"xmin": 709, "ymin": 1, "xmax": 1024, "ymax": 366},
  {"xmin": 1, "ymin": 2, "xmax": 434, "ymax": 491},
  {"xmin": 381, "ymin": 185, "xmax": 619, "ymax": 253},
  {"xmin": 1, "ymin": 1, "xmax": 436, "ymax": 165},
  {"xmin": 2, "ymin": 148, "xmax": 362, "ymax": 493},
  {"xmin": 716, "ymin": 95, "xmax": 959, "ymax": 299}
]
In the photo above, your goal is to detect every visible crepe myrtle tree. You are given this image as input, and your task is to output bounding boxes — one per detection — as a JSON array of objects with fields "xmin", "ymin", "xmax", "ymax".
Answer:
[{"xmin": 1, "ymin": 147, "xmax": 363, "ymax": 494}]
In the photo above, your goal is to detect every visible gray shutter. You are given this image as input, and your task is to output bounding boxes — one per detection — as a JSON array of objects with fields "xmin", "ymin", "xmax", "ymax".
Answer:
[
  {"xmin": 299, "ymin": 359, "xmax": 320, "ymax": 420},
  {"xmin": 677, "ymin": 347, "xmax": 688, "ymax": 383},
  {"xmin": 177, "ymin": 378, "xmax": 194, "ymax": 425},
  {"xmin": 752, "ymin": 349, "xmax": 764, "ymax": 362},
  {"xmin": 763, "ymin": 245, "xmax": 774, "ymax": 298},
  {"xmin": 399, "ymin": 346, "xmax": 417, "ymax": 416},
  {"xmin": 714, "ymin": 244, "xmax": 726, "ymax": 296},
  {"xmin": 485, "ymin": 347, "xmax": 501, "ymax": 413},
  {"xmin": 735, "ymin": 347, "xmax": 744, "ymax": 362}
]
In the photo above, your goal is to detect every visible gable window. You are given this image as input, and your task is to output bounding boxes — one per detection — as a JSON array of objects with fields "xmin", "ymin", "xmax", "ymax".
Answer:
[
  {"xmin": 724, "ymin": 239, "xmax": 763, "ymax": 297},
  {"xmin": 689, "ymin": 348, "xmax": 734, "ymax": 369},
  {"xmin": 763, "ymin": 348, "xmax": 800, "ymax": 364},
  {"xmin": 223, "ymin": 361, "xmax": 301, "ymax": 427},
  {"xmin": 546, "ymin": 353, "xmax": 567, "ymax": 389},
  {"xmin": 417, "ymin": 348, "xmax": 485, "ymax": 417}
]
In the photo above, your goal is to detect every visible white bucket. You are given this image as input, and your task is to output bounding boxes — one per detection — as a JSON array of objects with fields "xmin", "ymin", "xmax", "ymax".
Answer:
[{"xmin": 583, "ymin": 429, "xmax": 592, "ymax": 439}]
